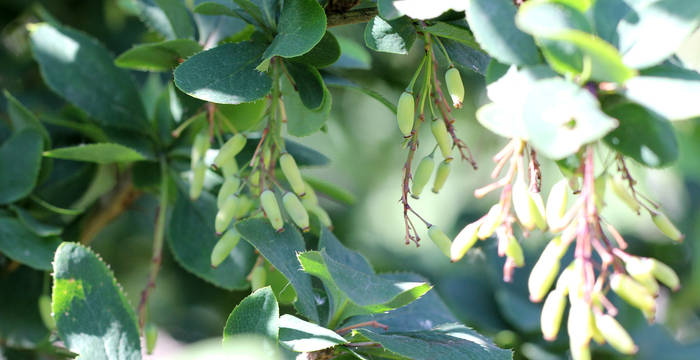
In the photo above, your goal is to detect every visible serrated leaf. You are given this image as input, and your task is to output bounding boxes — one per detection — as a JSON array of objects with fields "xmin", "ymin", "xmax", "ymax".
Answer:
[
  {"xmin": 132, "ymin": 0, "xmax": 198, "ymax": 40},
  {"xmin": 358, "ymin": 324, "xmax": 512, "ymax": 360},
  {"xmin": 284, "ymin": 61, "xmax": 326, "ymax": 110},
  {"xmin": 617, "ymin": 0, "xmax": 700, "ymax": 69},
  {"xmin": 467, "ymin": 0, "xmax": 540, "ymax": 65},
  {"xmin": 115, "ymin": 39, "xmax": 202, "ymax": 71},
  {"xmin": 623, "ymin": 64, "xmax": 700, "ymax": 121},
  {"xmin": 278, "ymin": 314, "xmax": 347, "ymax": 352},
  {"xmin": 421, "ymin": 22, "xmax": 481, "ymax": 51},
  {"xmin": 281, "ymin": 77, "xmax": 332, "ymax": 137},
  {"xmin": 30, "ymin": 24, "xmax": 150, "ymax": 132},
  {"xmin": 9, "ymin": 205, "xmax": 62, "ymax": 237},
  {"xmin": 174, "ymin": 41, "xmax": 272, "ymax": 104},
  {"xmin": 44, "ymin": 143, "xmax": 146, "ymax": 164},
  {"xmin": 223, "ymin": 287, "xmax": 279, "ymax": 341},
  {"xmin": 523, "ymin": 78, "xmax": 618, "ymax": 159},
  {"xmin": 52, "ymin": 242, "xmax": 141, "ymax": 360},
  {"xmin": 364, "ymin": 16, "xmax": 416, "ymax": 55},
  {"xmin": 167, "ymin": 186, "xmax": 256, "ymax": 290},
  {"xmin": 290, "ymin": 31, "xmax": 341, "ymax": 68},
  {"xmin": 262, "ymin": 0, "xmax": 326, "ymax": 60},
  {"xmin": 603, "ymin": 102, "xmax": 678, "ymax": 167},
  {"xmin": 0, "ymin": 129, "xmax": 43, "ymax": 205},
  {"xmin": 0, "ymin": 267, "xmax": 50, "ymax": 349},
  {"xmin": 4, "ymin": 90, "xmax": 50, "ymax": 147},
  {"xmin": 235, "ymin": 218, "xmax": 319, "ymax": 323}
]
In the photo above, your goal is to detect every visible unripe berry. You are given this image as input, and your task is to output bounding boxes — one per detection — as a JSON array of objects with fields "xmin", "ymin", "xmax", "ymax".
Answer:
[
  {"xmin": 213, "ymin": 133, "xmax": 246, "ymax": 168},
  {"xmin": 189, "ymin": 160, "xmax": 207, "ymax": 200},
  {"xmin": 650, "ymin": 258, "xmax": 680, "ymax": 291},
  {"xmin": 396, "ymin": 92, "xmax": 415, "ymax": 136},
  {"xmin": 250, "ymin": 265, "xmax": 266, "ymax": 291},
  {"xmin": 145, "ymin": 323, "xmax": 158, "ymax": 355},
  {"xmin": 279, "ymin": 153, "xmax": 305, "ymax": 197},
  {"xmin": 411, "ymin": 155, "xmax": 434, "ymax": 198},
  {"xmin": 234, "ymin": 195, "xmax": 254, "ymax": 219},
  {"xmin": 568, "ymin": 299, "xmax": 594, "ymax": 351},
  {"xmin": 445, "ymin": 67, "xmax": 465, "ymax": 109},
  {"xmin": 450, "ymin": 222, "xmax": 480, "ymax": 262},
  {"xmin": 215, "ymin": 195, "xmax": 239, "ymax": 234},
  {"xmin": 625, "ymin": 257, "xmax": 659, "ymax": 296},
  {"xmin": 428, "ymin": 225, "xmax": 451, "ymax": 258},
  {"xmin": 220, "ymin": 157, "xmax": 239, "ymax": 178},
  {"xmin": 306, "ymin": 203, "xmax": 332, "ymax": 228},
  {"xmin": 529, "ymin": 238, "xmax": 566, "ymax": 302},
  {"xmin": 651, "ymin": 211, "xmax": 684, "ymax": 242},
  {"xmin": 260, "ymin": 190, "xmax": 284, "ymax": 232},
  {"xmin": 608, "ymin": 175, "xmax": 640, "ymax": 213},
  {"xmin": 610, "ymin": 273, "xmax": 656, "ymax": 319},
  {"xmin": 477, "ymin": 204, "xmax": 503, "ymax": 239},
  {"xmin": 38, "ymin": 294, "xmax": 55, "ymax": 330},
  {"xmin": 282, "ymin": 192, "xmax": 309, "ymax": 232},
  {"xmin": 432, "ymin": 160, "xmax": 451, "ymax": 193},
  {"xmin": 505, "ymin": 236, "xmax": 524, "ymax": 267},
  {"xmin": 546, "ymin": 179, "xmax": 569, "ymax": 230},
  {"xmin": 594, "ymin": 313, "xmax": 638, "ymax": 355},
  {"xmin": 302, "ymin": 181, "xmax": 318, "ymax": 205},
  {"xmin": 217, "ymin": 176, "xmax": 240, "ymax": 209},
  {"xmin": 191, "ymin": 131, "xmax": 210, "ymax": 167},
  {"xmin": 541, "ymin": 288, "xmax": 566, "ymax": 341},
  {"xmin": 512, "ymin": 177, "xmax": 535, "ymax": 230},
  {"xmin": 211, "ymin": 228, "xmax": 242, "ymax": 268},
  {"xmin": 431, "ymin": 119, "xmax": 452, "ymax": 159}
]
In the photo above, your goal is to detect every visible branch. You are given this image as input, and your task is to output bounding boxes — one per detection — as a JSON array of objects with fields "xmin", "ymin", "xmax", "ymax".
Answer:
[{"xmin": 327, "ymin": 8, "xmax": 378, "ymax": 27}]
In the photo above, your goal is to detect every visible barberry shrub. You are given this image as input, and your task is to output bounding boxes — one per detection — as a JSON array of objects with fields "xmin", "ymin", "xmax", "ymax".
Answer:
[{"xmin": 1, "ymin": 0, "xmax": 699, "ymax": 359}]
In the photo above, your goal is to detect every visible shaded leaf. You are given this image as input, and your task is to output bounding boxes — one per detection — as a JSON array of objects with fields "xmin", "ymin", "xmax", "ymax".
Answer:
[
  {"xmin": 0, "ymin": 267, "xmax": 50, "ymax": 349},
  {"xmin": 223, "ymin": 287, "xmax": 279, "ymax": 341},
  {"xmin": 0, "ymin": 129, "xmax": 43, "ymax": 205},
  {"xmin": 333, "ymin": 35, "xmax": 371, "ymax": 70},
  {"xmin": 217, "ymin": 99, "xmax": 267, "ymax": 132},
  {"xmin": 281, "ymin": 77, "xmax": 332, "ymax": 137},
  {"xmin": 284, "ymin": 61, "xmax": 326, "ymax": 110},
  {"xmin": 9, "ymin": 205, "xmax": 62, "ymax": 237},
  {"xmin": 115, "ymin": 39, "xmax": 202, "ymax": 71},
  {"xmin": 44, "ymin": 143, "xmax": 146, "ymax": 164},
  {"xmin": 441, "ymin": 38, "xmax": 491, "ymax": 75},
  {"xmin": 364, "ymin": 16, "xmax": 416, "ymax": 55},
  {"xmin": 52, "ymin": 242, "xmax": 141, "ymax": 360},
  {"xmin": 132, "ymin": 0, "xmax": 198, "ymax": 40},
  {"xmin": 3, "ymin": 90, "xmax": 50, "ymax": 146},
  {"xmin": 290, "ymin": 31, "xmax": 341, "ymax": 68},
  {"xmin": 377, "ymin": 0, "xmax": 402, "ymax": 21},
  {"xmin": 279, "ymin": 314, "xmax": 347, "ymax": 352},
  {"xmin": 421, "ymin": 22, "xmax": 482, "ymax": 51}
]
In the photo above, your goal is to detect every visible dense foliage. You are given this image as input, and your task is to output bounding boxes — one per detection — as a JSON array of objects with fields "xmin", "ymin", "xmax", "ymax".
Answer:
[{"xmin": 1, "ymin": 0, "xmax": 700, "ymax": 359}]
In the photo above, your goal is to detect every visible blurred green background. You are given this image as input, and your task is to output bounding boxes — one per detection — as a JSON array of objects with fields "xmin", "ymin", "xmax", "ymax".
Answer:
[{"xmin": 1, "ymin": 1, "xmax": 699, "ymax": 359}]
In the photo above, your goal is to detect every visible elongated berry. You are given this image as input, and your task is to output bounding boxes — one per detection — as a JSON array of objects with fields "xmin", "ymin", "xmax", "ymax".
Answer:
[
  {"xmin": 505, "ymin": 236, "xmax": 524, "ymax": 267},
  {"xmin": 234, "ymin": 195, "xmax": 253, "ymax": 219},
  {"xmin": 215, "ymin": 195, "xmax": 239, "ymax": 234},
  {"xmin": 145, "ymin": 323, "xmax": 158, "ymax": 355},
  {"xmin": 38, "ymin": 294, "xmax": 55, "ymax": 330},
  {"xmin": 283, "ymin": 192, "xmax": 309, "ymax": 232},
  {"xmin": 477, "ymin": 204, "xmax": 503, "ymax": 239},
  {"xmin": 191, "ymin": 131, "xmax": 210, "ymax": 167},
  {"xmin": 445, "ymin": 67, "xmax": 465, "ymax": 109},
  {"xmin": 610, "ymin": 273, "xmax": 656, "ymax": 318},
  {"xmin": 260, "ymin": 190, "xmax": 284, "ymax": 232},
  {"xmin": 594, "ymin": 313, "xmax": 637, "ymax": 354},
  {"xmin": 211, "ymin": 228, "xmax": 241, "ymax": 267},
  {"xmin": 625, "ymin": 257, "xmax": 659, "ymax": 296},
  {"xmin": 214, "ymin": 133, "xmax": 246, "ymax": 168},
  {"xmin": 541, "ymin": 289, "xmax": 566, "ymax": 341},
  {"xmin": 411, "ymin": 155, "xmax": 434, "ymax": 198},
  {"xmin": 428, "ymin": 225, "xmax": 452, "ymax": 258},
  {"xmin": 651, "ymin": 211, "xmax": 684, "ymax": 242},
  {"xmin": 432, "ymin": 160, "xmax": 451, "ymax": 193},
  {"xmin": 279, "ymin": 153, "xmax": 305, "ymax": 197},
  {"xmin": 528, "ymin": 239, "xmax": 564, "ymax": 302},
  {"xmin": 530, "ymin": 191, "xmax": 547, "ymax": 230},
  {"xmin": 608, "ymin": 175, "xmax": 640, "ymax": 213},
  {"xmin": 431, "ymin": 119, "xmax": 452, "ymax": 159},
  {"xmin": 220, "ymin": 156, "xmax": 239, "ymax": 178},
  {"xmin": 189, "ymin": 160, "xmax": 207, "ymax": 200},
  {"xmin": 450, "ymin": 222, "xmax": 480, "ymax": 262},
  {"xmin": 250, "ymin": 265, "xmax": 266, "ymax": 291},
  {"xmin": 650, "ymin": 258, "xmax": 680, "ymax": 290},
  {"xmin": 512, "ymin": 177, "xmax": 535, "ymax": 230},
  {"xmin": 217, "ymin": 176, "xmax": 240, "ymax": 209},
  {"xmin": 568, "ymin": 299, "xmax": 593, "ymax": 350},
  {"xmin": 306, "ymin": 203, "xmax": 332, "ymax": 228},
  {"xmin": 302, "ymin": 181, "xmax": 318, "ymax": 206},
  {"xmin": 397, "ymin": 92, "xmax": 415, "ymax": 136},
  {"xmin": 546, "ymin": 179, "xmax": 569, "ymax": 230}
]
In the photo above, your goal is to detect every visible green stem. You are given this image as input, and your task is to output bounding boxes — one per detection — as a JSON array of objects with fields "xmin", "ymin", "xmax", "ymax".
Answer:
[
  {"xmin": 327, "ymin": 299, "xmax": 350, "ymax": 330},
  {"xmin": 29, "ymin": 194, "xmax": 84, "ymax": 216},
  {"xmin": 406, "ymin": 54, "xmax": 428, "ymax": 93},
  {"xmin": 432, "ymin": 35, "xmax": 453, "ymax": 66}
]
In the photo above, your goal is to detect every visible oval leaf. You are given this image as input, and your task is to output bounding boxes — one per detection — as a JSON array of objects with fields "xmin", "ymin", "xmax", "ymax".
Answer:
[
  {"xmin": 290, "ymin": 31, "xmax": 341, "ymax": 68},
  {"xmin": 364, "ymin": 16, "xmax": 416, "ymax": 55},
  {"xmin": 132, "ymin": 0, "xmax": 197, "ymax": 40},
  {"xmin": 0, "ymin": 129, "xmax": 43, "ymax": 205},
  {"xmin": 223, "ymin": 287, "xmax": 279, "ymax": 341},
  {"xmin": 0, "ymin": 216, "xmax": 61, "ymax": 271},
  {"xmin": 262, "ymin": 0, "xmax": 326, "ymax": 60},
  {"xmin": 115, "ymin": 39, "xmax": 202, "ymax": 71}
]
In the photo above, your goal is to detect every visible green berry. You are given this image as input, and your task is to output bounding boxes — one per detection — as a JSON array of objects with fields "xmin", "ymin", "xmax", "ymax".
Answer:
[
  {"xmin": 191, "ymin": 131, "xmax": 210, "ymax": 167},
  {"xmin": 411, "ymin": 155, "xmax": 434, "ymax": 198},
  {"xmin": 250, "ymin": 265, "xmax": 267, "ymax": 291},
  {"xmin": 220, "ymin": 157, "xmax": 239, "ymax": 178},
  {"xmin": 431, "ymin": 119, "xmax": 452, "ymax": 159},
  {"xmin": 625, "ymin": 257, "xmax": 659, "ymax": 296},
  {"xmin": 541, "ymin": 288, "xmax": 566, "ymax": 341},
  {"xmin": 528, "ymin": 238, "xmax": 565, "ymax": 302},
  {"xmin": 546, "ymin": 179, "xmax": 569, "ymax": 230},
  {"xmin": 428, "ymin": 225, "xmax": 451, "ymax": 258},
  {"xmin": 38, "ymin": 294, "xmax": 55, "ymax": 330},
  {"xmin": 279, "ymin": 153, "xmax": 305, "ymax": 197},
  {"xmin": 608, "ymin": 175, "xmax": 640, "ymax": 213},
  {"xmin": 445, "ymin": 67, "xmax": 465, "ymax": 109},
  {"xmin": 650, "ymin": 258, "xmax": 680, "ymax": 291},
  {"xmin": 145, "ymin": 323, "xmax": 158, "ymax": 355},
  {"xmin": 214, "ymin": 133, "xmax": 246, "ymax": 168},
  {"xmin": 450, "ymin": 222, "xmax": 479, "ymax": 262},
  {"xmin": 211, "ymin": 228, "xmax": 241, "ymax": 268},
  {"xmin": 260, "ymin": 190, "xmax": 284, "ymax": 232},
  {"xmin": 594, "ymin": 313, "xmax": 637, "ymax": 355},
  {"xmin": 189, "ymin": 160, "xmax": 207, "ymax": 200},
  {"xmin": 397, "ymin": 92, "xmax": 415, "ymax": 136},
  {"xmin": 215, "ymin": 195, "xmax": 239, "ymax": 234},
  {"xmin": 651, "ymin": 211, "xmax": 684, "ymax": 242},
  {"xmin": 505, "ymin": 236, "xmax": 524, "ymax": 267},
  {"xmin": 432, "ymin": 160, "xmax": 451, "ymax": 193},
  {"xmin": 217, "ymin": 176, "xmax": 240, "ymax": 209},
  {"xmin": 610, "ymin": 273, "xmax": 656, "ymax": 319},
  {"xmin": 282, "ymin": 192, "xmax": 309, "ymax": 232}
]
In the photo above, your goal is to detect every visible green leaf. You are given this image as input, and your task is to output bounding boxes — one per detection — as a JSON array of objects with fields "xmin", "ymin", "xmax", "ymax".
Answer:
[
  {"xmin": 467, "ymin": 0, "xmax": 540, "ymax": 65},
  {"xmin": 623, "ymin": 64, "xmax": 700, "ymax": 121},
  {"xmin": 235, "ymin": 218, "xmax": 319, "ymax": 323},
  {"xmin": 217, "ymin": 99, "xmax": 267, "ymax": 132},
  {"xmin": 442, "ymin": 38, "xmax": 491, "ymax": 76},
  {"xmin": 522, "ymin": 78, "xmax": 618, "ymax": 159},
  {"xmin": 333, "ymin": 36, "xmax": 371, "ymax": 70},
  {"xmin": 377, "ymin": 0, "xmax": 403, "ymax": 20},
  {"xmin": 302, "ymin": 176, "xmax": 356, "ymax": 205},
  {"xmin": 262, "ymin": 0, "xmax": 326, "ymax": 60},
  {"xmin": 132, "ymin": 0, "xmax": 198, "ymax": 40},
  {"xmin": 284, "ymin": 61, "xmax": 326, "ymax": 110},
  {"xmin": 0, "ymin": 267, "xmax": 50, "ymax": 349},
  {"xmin": 0, "ymin": 129, "xmax": 43, "ymax": 205},
  {"xmin": 617, "ymin": 0, "xmax": 700, "ymax": 69},
  {"xmin": 44, "ymin": 143, "xmax": 146, "ymax": 164},
  {"xmin": 323, "ymin": 74, "xmax": 396, "ymax": 114},
  {"xmin": 168, "ymin": 187, "xmax": 256, "ymax": 290},
  {"xmin": 3, "ymin": 90, "xmax": 50, "ymax": 147},
  {"xmin": 237, "ymin": 136, "xmax": 330, "ymax": 166},
  {"xmin": 30, "ymin": 24, "xmax": 150, "ymax": 132},
  {"xmin": 591, "ymin": 0, "xmax": 635, "ymax": 47},
  {"xmin": 603, "ymin": 102, "xmax": 678, "ymax": 167},
  {"xmin": 174, "ymin": 41, "xmax": 272, "ymax": 104},
  {"xmin": 421, "ymin": 22, "xmax": 482, "ymax": 51},
  {"xmin": 193, "ymin": 1, "xmax": 240, "ymax": 18},
  {"xmin": 281, "ymin": 77, "xmax": 332, "ymax": 137},
  {"xmin": 115, "ymin": 39, "xmax": 202, "ymax": 71},
  {"xmin": 358, "ymin": 324, "xmax": 512, "ymax": 360},
  {"xmin": 52, "ymin": 242, "xmax": 141, "ymax": 360},
  {"xmin": 267, "ymin": 266, "xmax": 298, "ymax": 305},
  {"xmin": 364, "ymin": 16, "xmax": 416, "ymax": 55},
  {"xmin": 223, "ymin": 287, "xmax": 279, "ymax": 341},
  {"xmin": 278, "ymin": 314, "xmax": 347, "ymax": 352},
  {"xmin": 9, "ymin": 205, "xmax": 62, "ymax": 237},
  {"xmin": 290, "ymin": 31, "xmax": 341, "ymax": 68}
]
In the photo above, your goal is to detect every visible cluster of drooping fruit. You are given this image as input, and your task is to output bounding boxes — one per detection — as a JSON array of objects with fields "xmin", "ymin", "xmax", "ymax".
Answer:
[
  {"xmin": 395, "ymin": 33, "xmax": 476, "ymax": 250},
  {"xmin": 446, "ymin": 143, "xmax": 683, "ymax": 360}
]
